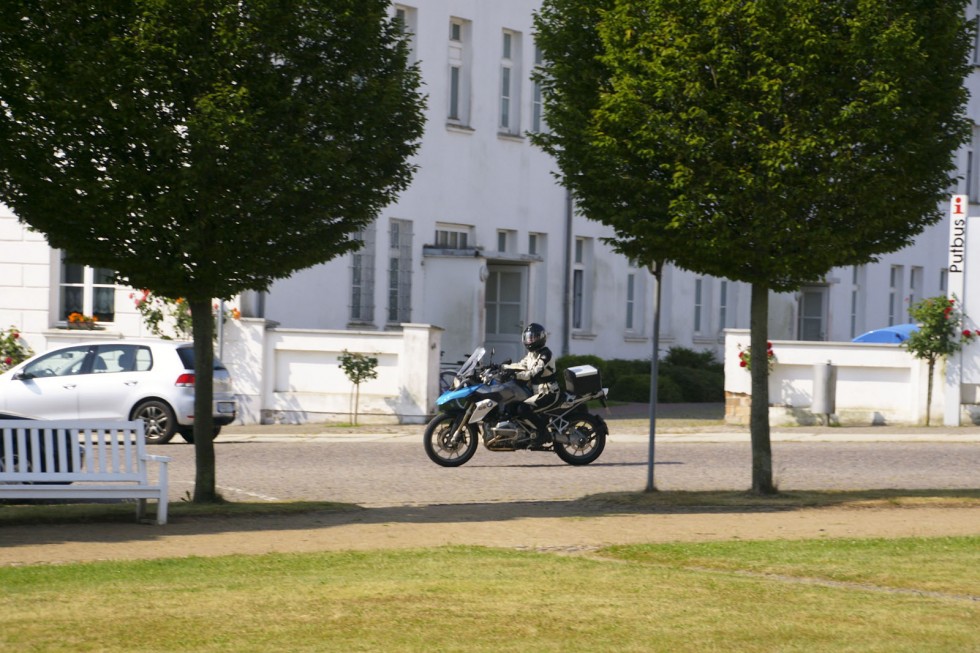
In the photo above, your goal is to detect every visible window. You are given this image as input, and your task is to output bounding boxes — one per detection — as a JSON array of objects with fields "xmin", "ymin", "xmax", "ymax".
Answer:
[
  {"xmin": 718, "ymin": 280, "xmax": 728, "ymax": 331},
  {"xmin": 974, "ymin": 0, "xmax": 980, "ymax": 65},
  {"xmin": 387, "ymin": 219, "xmax": 413, "ymax": 324},
  {"xmin": 626, "ymin": 273, "xmax": 636, "ymax": 331},
  {"xmin": 571, "ymin": 237, "xmax": 593, "ymax": 331},
  {"xmin": 393, "ymin": 5, "xmax": 418, "ymax": 64},
  {"xmin": 888, "ymin": 265, "xmax": 904, "ymax": 326},
  {"xmin": 968, "ymin": 125, "xmax": 980, "ymax": 202},
  {"xmin": 850, "ymin": 265, "xmax": 866, "ymax": 339},
  {"xmin": 499, "ymin": 30, "xmax": 522, "ymax": 134},
  {"xmin": 496, "ymin": 229, "xmax": 516, "ymax": 253},
  {"xmin": 434, "ymin": 223, "xmax": 472, "ymax": 249},
  {"xmin": 59, "ymin": 254, "xmax": 115, "ymax": 323},
  {"xmin": 940, "ymin": 268, "xmax": 948, "ymax": 294},
  {"xmin": 693, "ymin": 278, "xmax": 704, "ymax": 334},
  {"xmin": 528, "ymin": 232, "xmax": 544, "ymax": 256},
  {"xmin": 350, "ymin": 224, "xmax": 376, "ymax": 323},
  {"xmin": 908, "ymin": 266, "xmax": 923, "ymax": 318},
  {"xmin": 448, "ymin": 18, "xmax": 471, "ymax": 125},
  {"xmin": 22, "ymin": 345, "xmax": 89, "ymax": 378},
  {"xmin": 531, "ymin": 43, "xmax": 544, "ymax": 133},
  {"xmin": 968, "ymin": 150, "xmax": 975, "ymax": 199}
]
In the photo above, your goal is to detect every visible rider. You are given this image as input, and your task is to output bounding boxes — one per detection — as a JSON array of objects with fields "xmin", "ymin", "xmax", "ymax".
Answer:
[{"xmin": 499, "ymin": 323, "xmax": 560, "ymax": 444}]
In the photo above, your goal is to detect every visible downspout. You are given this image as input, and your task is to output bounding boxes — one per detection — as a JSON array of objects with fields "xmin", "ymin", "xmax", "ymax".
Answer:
[{"xmin": 561, "ymin": 188, "xmax": 573, "ymax": 356}]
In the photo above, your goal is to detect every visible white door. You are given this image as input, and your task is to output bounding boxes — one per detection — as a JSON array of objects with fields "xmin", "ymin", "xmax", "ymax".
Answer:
[
  {"xmin": 798, "ymin": 287, "xmax": 829, "ymax": 341},
  {"xmin": 484, "ymin": 265, "xmax": 527, "ymax": 362}
]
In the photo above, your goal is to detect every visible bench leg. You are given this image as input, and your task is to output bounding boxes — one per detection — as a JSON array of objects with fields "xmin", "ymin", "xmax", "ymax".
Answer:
[
  {"xmin": 156, "ymin": 496, "xmax": 168, "ymax": 525},
  {"xmin": 136, "ymin": 498, "xmax": 146, "ymax": 523}
]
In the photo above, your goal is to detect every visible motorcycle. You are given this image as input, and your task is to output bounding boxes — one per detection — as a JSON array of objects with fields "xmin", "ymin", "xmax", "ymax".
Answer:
[{"xmin": 423, "ymin": 347, "xmax": 609, "ymax": 467}]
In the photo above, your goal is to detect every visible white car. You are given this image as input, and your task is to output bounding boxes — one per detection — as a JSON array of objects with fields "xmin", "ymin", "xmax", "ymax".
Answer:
[{"xmin": 0, "ymin": 340, "xmax": 237, "ymax": 444}]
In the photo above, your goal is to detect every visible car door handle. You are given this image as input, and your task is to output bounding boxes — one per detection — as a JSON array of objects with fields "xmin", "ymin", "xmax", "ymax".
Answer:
[
  {"xmin": 124, "ymin": 381, "xmax": 138, "ymax": 386},
  {"xmin": 62, "ymin": 384, "xmax": 77, "ymax": 390}
]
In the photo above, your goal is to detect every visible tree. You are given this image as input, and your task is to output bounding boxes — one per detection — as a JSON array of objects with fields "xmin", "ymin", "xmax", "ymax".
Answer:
[
  {"xmin": 0, "ymin": 0, "xmax": 425, "ymax": 501},
  {"xmin": 534, "ymin": 0, "xmax": 972, "ymax": 493},
  {"xmin": 339, "ymin": 350, "xmax": 379, "ymax": 426},
  {"xmin": 905, "ymin": 296, "xmax": 977, "ymax": 425}
]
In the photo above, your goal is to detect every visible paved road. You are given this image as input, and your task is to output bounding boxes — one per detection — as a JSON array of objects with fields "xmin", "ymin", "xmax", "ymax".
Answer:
[{"xmin": 152, "ymin": 437, "xmax": 980, "ymax": 507}]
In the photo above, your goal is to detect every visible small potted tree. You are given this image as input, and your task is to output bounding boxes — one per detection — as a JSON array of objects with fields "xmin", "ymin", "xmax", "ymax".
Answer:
[{"xmin": 339, "ymin": 350, "xmax": 379, "ymax": 426}]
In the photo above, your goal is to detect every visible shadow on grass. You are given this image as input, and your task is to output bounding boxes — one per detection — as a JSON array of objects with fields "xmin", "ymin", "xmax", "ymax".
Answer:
[{"xmin": 1, "ymin": 489, "xmax": 978, "ymax": 550}]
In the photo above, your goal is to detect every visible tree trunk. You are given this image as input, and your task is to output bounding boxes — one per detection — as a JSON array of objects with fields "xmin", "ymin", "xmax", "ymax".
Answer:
[
  {"xmin": 925, "ymin": 358, "xmax": 935, "ymax": 426},
  {"xmin": 190, "ymin": 299, "xmax": 220, "ymax": 503},
  {"xmin": 354, "ymin": 383, "xmax": 360, "ymax": 426},
  {"xmin": 750, "ymin": 284, "xmax": 775, "ymax": 494}
]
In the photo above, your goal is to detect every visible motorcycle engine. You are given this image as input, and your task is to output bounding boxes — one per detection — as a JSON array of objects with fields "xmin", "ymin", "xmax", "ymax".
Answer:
[{"xmin": 484, "ymin": 420, "xmax": 531, "ymax": 451}]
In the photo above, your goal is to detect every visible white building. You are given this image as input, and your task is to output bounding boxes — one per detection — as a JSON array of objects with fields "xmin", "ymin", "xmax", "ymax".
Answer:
[{"xmin": 2, "ymin": 1, "xmax": 979, "ymax": 423}]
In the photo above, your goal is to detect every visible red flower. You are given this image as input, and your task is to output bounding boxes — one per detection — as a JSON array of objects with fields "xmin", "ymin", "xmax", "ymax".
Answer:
[
  {"xmin": 963, "ymin": 330, "xmax": 972, "ymax": 338},
  {"xmin": 739, "ymin": 360, "xmax": 747, "ymax": 368},
  {"xmin": 3, "ymin": 357, "xmax": 11, "ymax": 366}
]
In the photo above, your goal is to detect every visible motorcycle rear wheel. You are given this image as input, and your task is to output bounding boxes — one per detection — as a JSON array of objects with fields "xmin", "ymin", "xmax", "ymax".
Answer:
[
  {"xmin": 423, "ymin": 412, "xmax": 480, "ymax": 467},
  {"xmin": 554, "ymin": 414, "xmax": 606, "ymax": 466}
]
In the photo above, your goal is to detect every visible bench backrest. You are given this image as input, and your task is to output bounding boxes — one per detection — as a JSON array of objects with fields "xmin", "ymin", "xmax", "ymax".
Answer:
[{"xmin": 0, "ymin": 419, "xmax": 149, "ymax": 484}]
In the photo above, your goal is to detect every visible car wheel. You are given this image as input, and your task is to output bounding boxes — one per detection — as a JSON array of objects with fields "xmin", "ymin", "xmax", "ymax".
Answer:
[
  {"xmin": 132, "ymin": 400, "xmax": 177, "ymax": 444},
  {"xmin": 177, "ymin": 425, "xmax": 221, "ymax": 444}
]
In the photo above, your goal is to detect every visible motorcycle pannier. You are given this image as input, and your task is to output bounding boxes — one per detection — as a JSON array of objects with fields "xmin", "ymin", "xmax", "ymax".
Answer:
[{"xmin": 565, "ymin": 364, "xmax": 602, "ymax": 395}]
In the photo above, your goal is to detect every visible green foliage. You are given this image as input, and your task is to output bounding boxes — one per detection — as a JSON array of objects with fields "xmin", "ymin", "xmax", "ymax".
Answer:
[
  {"xmin": 535, "ymin": 0, "xmax": 973, "ymax": 290},
  {"xmin": 904, "ymin": 296, "xmax": 977, "ymax": 365},
  {"xmin": 132, "ymin": 291, "xmax": 194, "ymax": 340},
  {"xmin": 557, "ymin": 347, "xmax": 723, "ymax": 403},
  {"xmin": 660, "ymin": 347, "xmax": 724, "ymax": 403},
  {"xmin": 339, "ymin": 350, "xmax": 379, "ymax": 426},
  {"xmin": 0, "ymin": 0, "xmax": 426, "ymax": 301},
  {"xmin": 0, "ymin": 325, "xmax": 33, "ymax": 372},
  {"xmin": 903, "ymin": 295, "xmax": 976, "ymax": 425},
  {"xmin": 0, "ymin": 1, "xmax": 424, "ymax": 500},
  {"xmin": 535, "ymin": 0, "xmax": 972, "ymax": 492},
  {"xmin": 131, "ymin": 290, "xmax": 240, "ymax": 341},
  {"xmin": 339, "ymin": 350, "xmax": 379, "ymax": 387}
]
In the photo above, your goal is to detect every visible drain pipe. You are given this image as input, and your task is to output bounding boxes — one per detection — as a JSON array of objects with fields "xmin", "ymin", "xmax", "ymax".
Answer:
[{"xmin": 561, "ymin": 188, "xmax": 573, "ymax": 356}]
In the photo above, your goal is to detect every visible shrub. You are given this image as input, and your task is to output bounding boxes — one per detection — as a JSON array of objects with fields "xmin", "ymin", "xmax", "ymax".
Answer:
[
  {"xmin": 559, "ymin": 347, "xmax": 723, "ymax": 403},
  {"xmin": 663, "ymin": 346, "xmax": 721, "ymax": 370}
]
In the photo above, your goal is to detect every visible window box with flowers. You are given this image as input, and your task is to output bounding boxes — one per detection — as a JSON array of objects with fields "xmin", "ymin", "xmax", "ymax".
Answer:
[{"xmin": 63, "ymin": 312, "xmax": 104, "ymax": 330}]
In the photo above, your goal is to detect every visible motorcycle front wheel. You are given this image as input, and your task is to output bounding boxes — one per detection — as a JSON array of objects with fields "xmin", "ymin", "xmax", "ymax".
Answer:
[
  {"xmin": 554, "ymin": 414, "xmax": 606, "ymax": 466},
  {"xmin": 423, "ymin": 412, "xmax": 480, "ymax": 467}
]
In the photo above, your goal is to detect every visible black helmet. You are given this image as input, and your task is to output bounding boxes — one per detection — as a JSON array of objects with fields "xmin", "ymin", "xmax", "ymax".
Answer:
[{"xmin": 522, "ymin": 323, "xmax": 547, "ymax": 351}]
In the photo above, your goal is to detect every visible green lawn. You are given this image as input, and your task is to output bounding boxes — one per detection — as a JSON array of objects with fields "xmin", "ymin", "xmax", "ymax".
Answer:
[{"xmin": 1, "ymin": 537, "xmax": 977, "ymax": 653}]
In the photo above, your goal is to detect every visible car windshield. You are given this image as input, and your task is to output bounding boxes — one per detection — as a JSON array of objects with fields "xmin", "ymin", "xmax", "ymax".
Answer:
[{"xmin": 176, "ymin": 347, "xmax": 228, "ymax": 371}]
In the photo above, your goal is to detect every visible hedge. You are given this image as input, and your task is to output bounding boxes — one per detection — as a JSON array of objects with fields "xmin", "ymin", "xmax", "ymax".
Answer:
[{"xmin": 555, "ymin": 346, "xmax": 722, "ymax": 403}]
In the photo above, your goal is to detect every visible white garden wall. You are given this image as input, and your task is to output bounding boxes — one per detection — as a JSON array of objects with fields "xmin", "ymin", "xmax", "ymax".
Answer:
[
  {"xmin": 221, "ymin": 319, "xmax": 442, "ymax": 425},
  {"xmin": 724, "ymin": 329, "xmax": 956, "ymax": 426}
]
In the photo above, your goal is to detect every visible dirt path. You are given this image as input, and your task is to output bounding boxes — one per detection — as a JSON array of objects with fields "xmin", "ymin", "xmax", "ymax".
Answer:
[{"xmin": 1, "ymin": 501, "xmax": 977, "ymax": 566}]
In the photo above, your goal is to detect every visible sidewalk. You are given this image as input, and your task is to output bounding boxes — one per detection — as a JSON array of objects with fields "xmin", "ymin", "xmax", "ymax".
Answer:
[{"xmin": 219, "ymin": 403, "xmax": 980, "ymax": 444}]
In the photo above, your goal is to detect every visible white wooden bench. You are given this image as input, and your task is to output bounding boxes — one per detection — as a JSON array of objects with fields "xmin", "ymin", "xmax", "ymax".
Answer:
[{"xmin": 0, "ymin": 419, "xmax": 171, "ymax": 525}]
